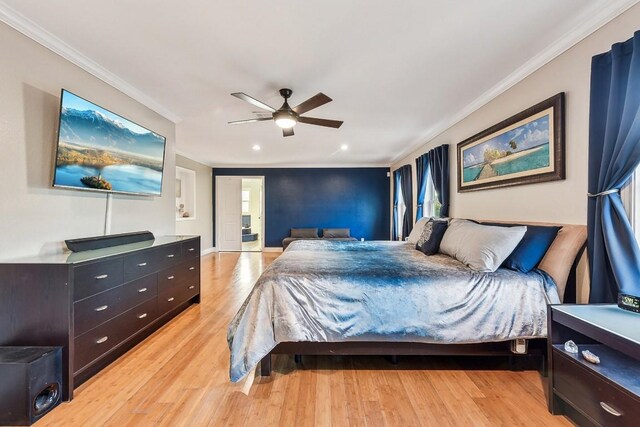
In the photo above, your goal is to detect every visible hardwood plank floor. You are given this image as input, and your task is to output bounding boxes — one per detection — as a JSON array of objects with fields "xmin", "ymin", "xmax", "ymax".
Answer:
[{"xmin": 39, "ymin": 252, "xmax": 571, "ymax": 426}]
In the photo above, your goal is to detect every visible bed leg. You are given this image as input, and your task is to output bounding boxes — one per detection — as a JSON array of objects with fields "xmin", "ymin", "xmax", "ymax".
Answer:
[
  {"xmin": 294, "ymin": 354, "xmax": 302, "ymax": 364},
  {"xmin": 389, "ymin": 355, "xmax": 399, "ymax": 365},
  {"xmin": 260, "ymin": 354, "xmax": 272, "ymax": 376}
]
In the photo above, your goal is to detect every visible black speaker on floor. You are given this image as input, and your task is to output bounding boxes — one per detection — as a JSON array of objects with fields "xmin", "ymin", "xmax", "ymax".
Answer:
[{"xmin": 0, "ymin": 347, "xmax": 62, "ymax": 426}]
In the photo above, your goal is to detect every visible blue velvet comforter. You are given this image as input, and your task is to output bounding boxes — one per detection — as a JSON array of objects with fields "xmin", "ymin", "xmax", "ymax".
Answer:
[{"xmin": 227, "ymin": 240, "xmax": 560, "ymax": 382}]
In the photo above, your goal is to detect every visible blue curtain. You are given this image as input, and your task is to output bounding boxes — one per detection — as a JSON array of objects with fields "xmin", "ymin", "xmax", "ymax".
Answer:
[
  {"xmin": 399, "ymin": 165, "xmax": 413, "ymax": 238},
  {"xmin": 588, "ymin": 30, "xmax": 640, "ymax": 303},
  {"xmin": 415, "ymin": 154, "xmax": 429, "ymax": 219},
  {"xmin": 426, "ymin": 144, "xmax": 450, "ymax": 217},
  {"xmin": 392, "ymin": 170, "xmax": 400, "ymax": 240}
]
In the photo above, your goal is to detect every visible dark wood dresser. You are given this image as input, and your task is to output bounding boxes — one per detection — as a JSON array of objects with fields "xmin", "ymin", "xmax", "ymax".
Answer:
[
  {"xmin": 548, "ymin": 304, "xmax": 640, "ymax": 426},
  {"xmin": 0, "ymin": 235, "xmax": 201, "ymax": 401}
]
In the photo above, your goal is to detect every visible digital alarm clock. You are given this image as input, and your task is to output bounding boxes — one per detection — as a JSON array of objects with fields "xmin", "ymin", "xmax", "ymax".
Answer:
[{"xmin": 618, "ymin": 293, "xmax": 640, "ymax": 313}]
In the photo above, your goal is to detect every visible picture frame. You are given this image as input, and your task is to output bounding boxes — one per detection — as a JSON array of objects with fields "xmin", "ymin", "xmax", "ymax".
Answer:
[{"xmin": 457, "ymin": 92, "xmax": 565, "ymax": 192}]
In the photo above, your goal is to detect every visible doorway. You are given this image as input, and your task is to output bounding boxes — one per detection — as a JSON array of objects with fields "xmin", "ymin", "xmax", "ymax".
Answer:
[
  {"xmin": 215, "ymin": 176, "xmax": 264, "ymax": 252},
  {"xmin": 241, "ymin": 178, "xmax": 263, "ymax": 252}
]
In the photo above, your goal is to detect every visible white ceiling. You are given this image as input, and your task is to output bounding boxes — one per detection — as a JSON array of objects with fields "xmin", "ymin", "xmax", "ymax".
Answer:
[{"xmin": 1, "ymin": 0, "xmax": 635, "ymax": 166}]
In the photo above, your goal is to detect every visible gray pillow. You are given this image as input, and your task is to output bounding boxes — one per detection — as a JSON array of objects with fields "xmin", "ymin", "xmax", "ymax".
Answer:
[
  {"xmin": 290, "ymin": 228, "xmax": 319, "ymax": 238},
  {"xmin": 439, "ymin": 219, "xmax": 526, "ymax": 272},
  {"xmin": 323, "ymin": 228, "xmax": 350, "ymax": 238}
]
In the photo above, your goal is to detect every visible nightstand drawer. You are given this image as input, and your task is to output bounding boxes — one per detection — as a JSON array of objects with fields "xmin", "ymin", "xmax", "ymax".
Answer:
[
  {"xmin": 554, "ymin": 350, "xmax": 640, "ymax": 426},
  {"xmin": 74, "ymin": 258, "xmax": 124, "ymax": 301}
]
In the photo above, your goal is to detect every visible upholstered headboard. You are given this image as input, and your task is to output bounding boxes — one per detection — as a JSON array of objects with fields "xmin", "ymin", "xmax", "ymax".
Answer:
[{"xmin": 476, "ymin": 220, "xmax": 587, "ymax": 302}]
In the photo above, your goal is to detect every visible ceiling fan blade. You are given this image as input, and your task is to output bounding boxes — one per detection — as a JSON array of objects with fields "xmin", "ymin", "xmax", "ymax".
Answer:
[
  {"xmin": 298, "ymin": 116, "xmax": 343, "ymax": 128},
  {"xmin": 292, "ymin": 93, "xmax": 332, "ymax": 115},
  {"xmin": 283, "ymin": 128, "xmax": 294, "ymax": 137},
  {"xmin": 228, "ymin": 117, "xmax": 272, "ymax": 125},
  {"xmin": 231, "ymin": 92, "xmax": 276, "ymax": 112}
]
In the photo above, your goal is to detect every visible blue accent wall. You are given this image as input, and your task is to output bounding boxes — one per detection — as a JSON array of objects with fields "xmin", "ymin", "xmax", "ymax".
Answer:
[{"xmin": 213, "ymin": 168, "xmax": 390, "ymax": 247}]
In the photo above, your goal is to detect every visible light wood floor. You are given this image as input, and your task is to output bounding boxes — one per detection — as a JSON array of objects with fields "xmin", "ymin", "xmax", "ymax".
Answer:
[{"xmin": 39, "ymin": 252, "xmax": 571, "ymax": 427}]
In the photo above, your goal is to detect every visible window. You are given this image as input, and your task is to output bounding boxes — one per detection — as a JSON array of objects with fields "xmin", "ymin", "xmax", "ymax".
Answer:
[
  {"xmin": 622, "ymin": 166, "xmax": 640, "ymax": 244},
  {"xmin": 422, "ymin": 172, "xmax": 441, "ymax": 219},
  {"xmin": 242, "ymin": 190, "xmax": 250, "ymax": 213},
  {"xmin": 396, "ymin": 183, "xmax": 406, "ymax": 240}
]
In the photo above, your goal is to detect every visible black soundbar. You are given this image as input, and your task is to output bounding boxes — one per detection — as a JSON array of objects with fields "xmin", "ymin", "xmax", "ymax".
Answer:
[{"xmin": 65, "ymin": 231, "xmax": 155, "ymax": 252}]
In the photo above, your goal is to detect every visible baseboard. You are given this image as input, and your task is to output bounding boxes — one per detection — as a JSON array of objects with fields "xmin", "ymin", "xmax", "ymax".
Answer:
[
  {"xmin": 201, "ymin": 247, "xmax": 217, "ymax": 255},
  {"xmin": 263, "ymin": 247, "xmax": 284, "ymax": 253}
]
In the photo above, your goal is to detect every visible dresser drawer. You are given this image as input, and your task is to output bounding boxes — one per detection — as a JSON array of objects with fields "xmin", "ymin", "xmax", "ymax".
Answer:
[
  {"xmin": 74, "ymin": 297, "xmax": 157, "ymax": 373},
  {"xmin": 182, "ymin": 238, "xmax": 200, "ymax": 258},
  {"xmin": 123, "ymin": 243, "xmax": 182, "ymax": 282},
  {"xmin": 74, "ymin": 258, "xmax": 124, "ymax": 301},
  {"xmin": 158, "ymin": 281, "xmax": 199, "ymax": 315},
  {"xmin": 158, "ymin": 261, "xmax": 199, "ymax": 294},
  {"xmin": 74, "ymin": 274, "xmax": 158, "ymax": 337},
  {"xmin": 554, "ymin": 350, "xmax": 640, "ymax": 426}
]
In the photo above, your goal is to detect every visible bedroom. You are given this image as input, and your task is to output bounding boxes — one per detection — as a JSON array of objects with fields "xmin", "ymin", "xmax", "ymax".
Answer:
[{"xmin": 0, "ymin": 0, "xmax": 639, "ymax": 426}]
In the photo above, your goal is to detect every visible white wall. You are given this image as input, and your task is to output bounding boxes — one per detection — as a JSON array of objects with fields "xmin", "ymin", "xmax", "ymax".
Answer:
[
  {"xmin": 391, "ymin": 4, "xmax": 640, "ymax": 302},
  {"xmin": 175, "ymin": 154, "xmax": 213, "ymax": 251},
  {"xmin": 0, "ymin": 22, "xmax": 176, "ymax": 258}
]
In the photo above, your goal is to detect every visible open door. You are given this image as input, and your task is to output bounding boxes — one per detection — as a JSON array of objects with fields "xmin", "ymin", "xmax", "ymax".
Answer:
[{"xmin": 216, "ymin": 176, "xmax": 242, "ymax": 251}]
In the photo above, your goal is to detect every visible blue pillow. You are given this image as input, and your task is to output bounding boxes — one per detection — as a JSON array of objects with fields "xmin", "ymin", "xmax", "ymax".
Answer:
[
  {"xmin": 481, "ymin": 222, "xmax": 561, "ymax": 273},
  {"xmin": 418, "ymin": 220, "xmax": 448, "ymax": 255}
]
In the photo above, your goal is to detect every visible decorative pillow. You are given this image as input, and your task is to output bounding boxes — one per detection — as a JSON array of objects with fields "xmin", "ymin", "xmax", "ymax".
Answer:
[
  {"xmin": 290, "ymin": 228, "xmax": 319, "ymax": 238},
  {"xmin": 322, "ymin": 228, "xmax": 350, "ymax": 238},
  {"xmin": 439, "ymin": 219, "xmax": 527, "ymax": 272},
  {"xmin": 415, "ymin": 219, "xmax": 446, "ymax": 248},
  {"xmin": 417, "ymin": 220, "xmax": 448, "ymax": 255},
  {"xmin": 481, "ymin": 222, "xmax": 561, "ymax": 273},
  {"xmin": 407, "ymin": 217, "xmax": 431, "ymax": 245}
]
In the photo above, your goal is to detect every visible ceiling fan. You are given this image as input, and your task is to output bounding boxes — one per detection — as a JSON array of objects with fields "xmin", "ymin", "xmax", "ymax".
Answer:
[{"xmin": 228, "ymin": 88, "xmax": 343, "ymax": 137}]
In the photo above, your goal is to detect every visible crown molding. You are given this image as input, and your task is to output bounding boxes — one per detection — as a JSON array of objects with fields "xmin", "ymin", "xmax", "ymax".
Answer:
[
  {"xmin": 0, "ymin": 1, "xmax": 181, "ymax": 123},
  {"xmin": 389, "ymin": 0, "xmax": 640, "ymax": 164},
  {"xmin": 210, "ymin": 163, "xmax": 392, "ymax": 169}
]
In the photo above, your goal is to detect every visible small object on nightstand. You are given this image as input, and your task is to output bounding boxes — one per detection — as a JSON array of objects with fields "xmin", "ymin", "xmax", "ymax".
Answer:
[
  {"xmin": 564, "ymin": 340, "xmax": 578, "ymax": 354},
  {"xmin": 582, "ymin": 350, "xmax": 600, "ymax": 364}
]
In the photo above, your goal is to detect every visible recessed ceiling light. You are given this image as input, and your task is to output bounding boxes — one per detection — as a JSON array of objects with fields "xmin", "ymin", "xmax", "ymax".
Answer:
[
  {"xmin": 340, "ymin": 144, "xmax": 349, "ymax": 151},
  {"xmin": 252, "ymin": 144, "xmax": 261, "ymax": 151}
]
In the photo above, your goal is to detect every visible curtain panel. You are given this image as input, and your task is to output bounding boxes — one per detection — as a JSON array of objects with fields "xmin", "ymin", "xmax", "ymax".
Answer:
[
  {"xmin": 392, "ymin": 170, "xmax": 400, "ymax": 240},
  {"xmin": 399, "ymin": 165, "xmax": 413, "ymax": 238},
  {"xmin": 588, "ymin": 30, "xmax": 640, "ymax": 303},
  {"xmin": 427, "ymin": 144, "xmax": 450, "ymax": 217},
  {"xmin": 415, "ymin": 154, "xmax": 429, "ymax": 219}
]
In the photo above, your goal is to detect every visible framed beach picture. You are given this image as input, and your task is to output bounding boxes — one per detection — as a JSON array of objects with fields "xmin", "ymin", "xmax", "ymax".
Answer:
[{"xmin": 457, "ymin": 93, "xmax": 565, "ymax": 192}]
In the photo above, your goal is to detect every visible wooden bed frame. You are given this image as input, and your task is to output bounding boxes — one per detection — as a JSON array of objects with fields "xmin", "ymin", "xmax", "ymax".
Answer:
[{"xmin": 259, "ymin": 222, "xmax": 587, "ymax": 377}]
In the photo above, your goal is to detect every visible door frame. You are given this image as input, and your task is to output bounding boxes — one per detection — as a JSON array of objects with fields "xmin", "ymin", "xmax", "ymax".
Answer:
[{"xmin": 215, "ymin": 175, "xmax": 265, "ymax": 252}]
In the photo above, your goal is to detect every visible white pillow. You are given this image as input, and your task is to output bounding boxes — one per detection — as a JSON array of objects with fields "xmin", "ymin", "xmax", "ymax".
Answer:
[
  {"xmin": 406, "ymin": 217, "xmax": 431, "ymax": 244},
  {"xmin": 439, "ymin": 219, "xmax": 526, "ymax": 272}
]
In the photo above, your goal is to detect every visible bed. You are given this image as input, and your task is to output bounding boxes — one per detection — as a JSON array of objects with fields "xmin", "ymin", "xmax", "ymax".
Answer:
[{"xmin": 227, "ymin": 222, "xmax": 587, "ymax": 382}]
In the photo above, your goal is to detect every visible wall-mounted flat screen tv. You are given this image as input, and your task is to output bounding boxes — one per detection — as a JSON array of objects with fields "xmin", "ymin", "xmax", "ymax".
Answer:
[{"xmin": 53, "ymin": 89, "xmax": 167, "ymax": 196}]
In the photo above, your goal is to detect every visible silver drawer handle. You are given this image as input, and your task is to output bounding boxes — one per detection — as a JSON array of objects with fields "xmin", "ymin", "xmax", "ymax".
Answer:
[
  {"xmin": 167, "ymin": 254, "xmax": 175, "ymax": 258},
  {"xmin": 189, "ymin": 285, "xmax": 195, "ymax": 290},
  {"xmin": 167, "ymin": 275, "xmax": 175, "ymax": 280},
  {"xmin": 95, "ymin": 274, "xmax": 108, "ymax": 280},
  {"xmin": 96, "ymin": 336, "xmax": 108, "ymax": 344},
  {"xmin": 189, "ymin": 266, "xmax": 195, "ymax": 271},
  {"xmin": 137, "ymin": 313, "xmax": 148, "ymax": 319},
  {"xmin": 137, "ymin": 262, "xmax": 147, "ymax": 267},
  {"xmin": 94, "ymin": 305, "xmax": 108, "ymax": 312},
  {"xmin": 600, "ymin": 402, "xmax": 622, "ymax": 417},
  {"xmin": 167, "ymin": 297, "xmax": 175, "ymax": 302},
  {"xmin": 138, "ymin": 287, "xmax": 148, "ymax": 293},
  {"xmin": 188, "ymin": 248, "xmax": 195, "ymax": 252}
]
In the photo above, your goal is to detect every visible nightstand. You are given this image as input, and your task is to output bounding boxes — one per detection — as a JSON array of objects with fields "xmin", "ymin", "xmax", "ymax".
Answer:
[{"xmin": 547, "ymin": 304, "xmax": 640, "ymax": 426}]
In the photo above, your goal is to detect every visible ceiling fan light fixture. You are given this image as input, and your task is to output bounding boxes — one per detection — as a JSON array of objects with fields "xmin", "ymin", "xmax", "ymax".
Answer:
[{"xmin": 273, "ymin": 110, "xmax": 297, "ymax": 129}]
